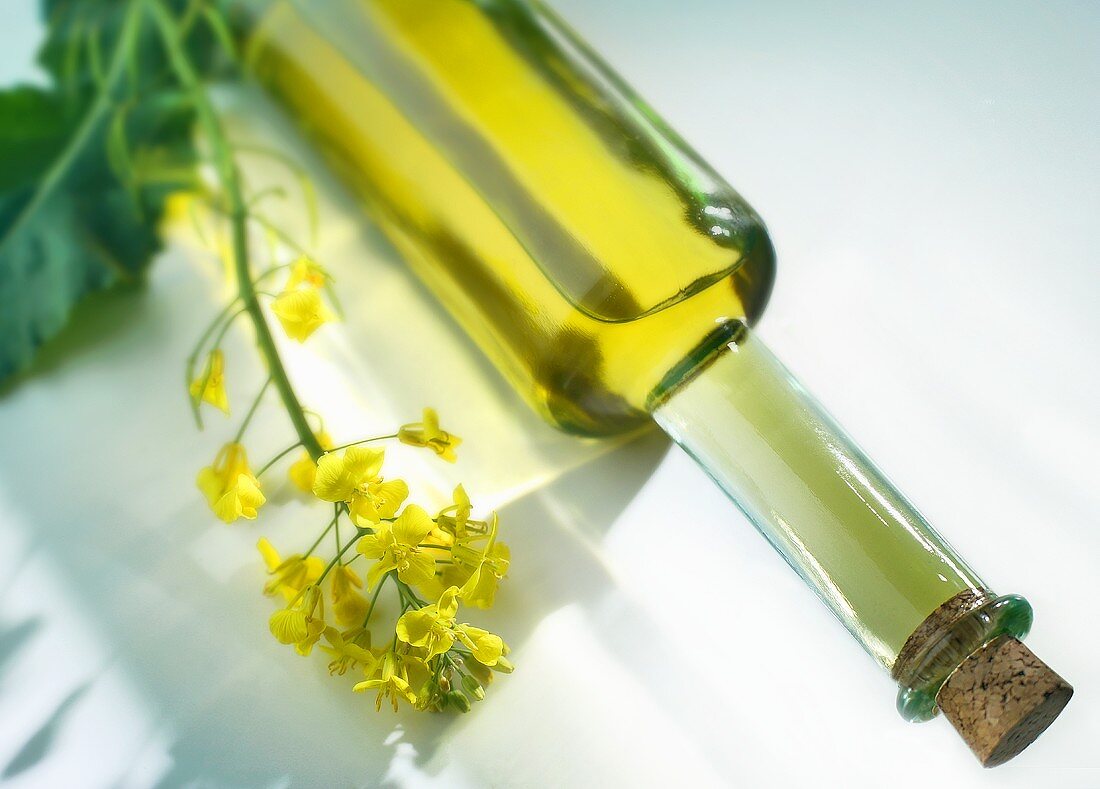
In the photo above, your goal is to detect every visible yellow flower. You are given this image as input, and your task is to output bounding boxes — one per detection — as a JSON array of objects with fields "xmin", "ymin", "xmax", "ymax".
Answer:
[
  {"xmin": 396, "ymin": 586, "xmax": 505, "ymax": 665},
  {"xmin": 438, "ymin": 511, "xmax": 509, "ymax": 608},
  {"xmin": 356, "ymin": 504, "xmax": 436, "ymax": 590},
  {"xmin": 269, "ymin": 585, "xmax": 326, "ymax": 656},
  {"xmin": 320, "ymin": 626, "xmax": 377, "ymax": 676},
  {"xmin": 284, "ymin": 257, "xmax": 328, "ymax": 290},
  {"xmin": 457, "ymin": 540, "xmax": 511, "ymax": 610},
  {"xmin": 288, "ymin": 430, "xmax": 333, "ymax": 493},
  {"xmin": 353, "ymin": 651, "xmax": 422, "ymax": 712},
  {"xmin": 257, "ymin": 538, "xmax": 324, "ymax": 601},
  {"xmin": 271, "ymin": 287, "xmax": 335, "ymax": 342},
  {"xmin": 396, "ymin": 586, "xmax": 459, "ymax": 659},
  {"xmin": 312, "ymin": 446, "xmax": 408, "ymax": 526},
  {"xmin": 454, "ymin": 623, "xmax": 505, "ymax": 667},
  {"xmin": 398, "ymin": 408, "xmax": 461, "ymax": 462},
  {"xmin": 189, "ymin": 349, "xmax": 229, "ymax": 414},
  {"xmin": 437, "ymin": 484, "xmax": 472, "ymax": 537},
  {"xmin": 196, "ymin": 443, "xmax": 266, "ymax": 523},
  {"xmin": 331, "ymin": 564, "xmax": 371, "ymax": 627}
]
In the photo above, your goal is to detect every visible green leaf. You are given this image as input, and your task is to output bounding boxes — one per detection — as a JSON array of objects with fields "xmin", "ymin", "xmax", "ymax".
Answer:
[
  {"xmin": 0, "ymin": 88, "xmax": 69, "ymax": 191},
  {"xmin": 0, "ymin": 87, "xmax": 164, "ymax": 380},
  {"xmin": 0, "ymin": 0, "xmax": 228, "ymax": 384}
]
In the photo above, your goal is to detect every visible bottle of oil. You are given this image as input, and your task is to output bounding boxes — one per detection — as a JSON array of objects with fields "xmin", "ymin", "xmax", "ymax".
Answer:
[{"xmin": 244, "ymin": 0, "xmax": 1071, "ymax": 764}]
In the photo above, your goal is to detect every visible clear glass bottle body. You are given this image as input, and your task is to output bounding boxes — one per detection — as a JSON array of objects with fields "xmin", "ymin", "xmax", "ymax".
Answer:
[{"xmin": 244, "ymin": 0, "xmax": 1060, "ymax": 743}]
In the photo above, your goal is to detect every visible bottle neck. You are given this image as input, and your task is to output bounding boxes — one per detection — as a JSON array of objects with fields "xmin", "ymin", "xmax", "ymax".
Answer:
[{"xmin": 652, "ymin": 329, "xmax": 986, "ymax": 668}]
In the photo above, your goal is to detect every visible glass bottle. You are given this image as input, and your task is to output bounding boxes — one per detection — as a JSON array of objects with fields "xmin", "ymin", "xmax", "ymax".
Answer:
[{"xmin": 243, "ymin": 0, "xmax": 1072, "ymax": 764}]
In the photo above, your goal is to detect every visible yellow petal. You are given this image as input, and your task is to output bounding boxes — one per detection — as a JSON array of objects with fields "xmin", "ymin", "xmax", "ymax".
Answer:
[
  {"xmin": 213, "ymin": 489, "xmax": 242, "ymax": 523},
  {"xmin": 312, "ymin": 451, "xmax": 356, "ymax": 502},
  {"xmin": 341, "ymin": 565, "xmax": 364, "ymax": 589},
  {"xmin": 196, "ymin": 466, "xmax": 223, "ymax": 507},
  {"xmin": 356, "ymin": 531, "xmax": 390, "ymax": 560},
  {"xmin": 287, "ymin": 451, "xmax": 317, "ymax": 493},
  {"xmin": 421, "ymin": 408, "xmax": 441, "ymax": 438},
  {"xmin": 454, "ymin": 484, "xmax": 470, "ymax": 511},
  {"xmin": 223, "ymin": 443, "xmax": 252, "ymax": 480},
  {"xmin": 284, "ymin": 257, "xmax": 328, "ymax": 289},
  {"xmin": 437, "ymin": 586, "xmax": 461, "ymax": 620},
  {"xmin": 427, "ymin": 627, "xmax": 455, "ymax": 659},
  {"xmin": 395, "ymin": 608, "xmax": 438, "ymax": 648},
  {"xmin": 235, "ymin": 474, "xmax": 266, "ymax": 519},
  {"xmin": 455, "ymin": 625, "xmax": 504, "ymax": 666},
  {"xmin": 397, "ymin": 551, "xmax": 436, "ymax": 590},
  {"xmin": 344, "ymin": 446, "xmax": 384, "ymax": 480},
  {"xmin": 303, "ymin": 557, "xmax": 325, "ymax": 585},
  {"xmin": 392, "ymin": 504, "xmax": 434, "ymax": 547},
  {"xmin": 370, "ymin": 479, "xmax": 409, "ymax": 520},
  {"xmin": 271, "ymin": 288, "xmax": 334, "ymax": 342},
  {"xmin": 333, "ymin": 589, "xmax": 370, "ymax": 627},
  {"xmin": 331, "ymin": 566, "xmax": 368, "ymax": 626},
  {"xmin": 365, "ymin": 556, "xmax": 397, "ymax": 590},
  {"xmin": 294, "ymin": 618, "xmax": 327, "ymax": 656},
  {"xmin": 257, "ymin": 538, "xmax": 281, "ymax": 572},
  {"xmin": 433, "ymin": 433, "xmax": 461, "ymax": 463},
  {"xmin": 459, "ymin": 542, "xmax": 509, "ymax": 609},
  {"xmin": 269, "ymin": 609, "xmax": 308, "ymax": 644},
  {"xmin": 189, "ymin": 349, "xmax": 229, "ymax": 414}
]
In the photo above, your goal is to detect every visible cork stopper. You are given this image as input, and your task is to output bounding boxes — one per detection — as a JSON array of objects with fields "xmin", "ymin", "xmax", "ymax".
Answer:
[{"xmin": 937, "ymin": 636, "xmax": 1073, "ymax": 767}]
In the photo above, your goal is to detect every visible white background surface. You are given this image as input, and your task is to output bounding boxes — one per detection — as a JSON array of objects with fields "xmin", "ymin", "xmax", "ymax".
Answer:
[{"xmin": 1, "ymin": 1, "xmax": 1099, "ymax": 787}]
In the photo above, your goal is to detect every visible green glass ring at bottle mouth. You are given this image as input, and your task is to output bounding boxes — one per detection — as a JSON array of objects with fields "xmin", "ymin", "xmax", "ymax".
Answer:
[{"xmin": 896, "ymin": 594, "xmax": 1034, "ymax": 723}]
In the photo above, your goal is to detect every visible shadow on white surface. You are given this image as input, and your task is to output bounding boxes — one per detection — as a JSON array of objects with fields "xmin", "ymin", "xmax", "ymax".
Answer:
[{"xmin": 0, "ymin": 247, "xmax": 700, "ymax": 786}]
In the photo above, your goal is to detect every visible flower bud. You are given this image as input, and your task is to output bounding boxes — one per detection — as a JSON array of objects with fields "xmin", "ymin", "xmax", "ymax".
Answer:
[
  {"xmin": 447, "ymin": 691, "xmax": 471, "ymax": 713},
  {"xmin": 461, "ymin": 674, "xmax": 486, "ymax": 701}
]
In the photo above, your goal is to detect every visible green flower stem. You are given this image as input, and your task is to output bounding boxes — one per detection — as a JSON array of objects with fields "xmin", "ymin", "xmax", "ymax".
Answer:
[
  {"xmin": 232, "ymin": 376, "xmax": 271, "ymax": 443},
  {"xmin": 326, "ymin": 434, "xmax": 399, "ymax": 453},
  {"xmin": 255, "ymin": 441, "xmax": 303, "ymax": 478},
  {"xmin": 148, "ymin": 0, "xmax": 323, "ymax": 461},
  {"xmin": 153, "ymin": 0, "xmax": 434, "ymax": 631},
  {"xmin": 362, "ymin": 576, "xmax": 388, "ymax": 627},
  {"xmin": 315, "ymin": 529, "xmax": 361, "ymax": 585},
  {"xmin": 186, "ymin": 295, "xmax": 240, "ymax": 381},
  {"xmin": 303, "ymin": 510, "xmax": 340, "ymax": 559}
]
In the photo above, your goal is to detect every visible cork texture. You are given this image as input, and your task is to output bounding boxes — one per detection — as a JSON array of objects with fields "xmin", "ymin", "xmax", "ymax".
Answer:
[
  {"xmin": 937, "ymin": 636, "xmax": 1073, "ymax": 767},
  {"xmin": 892, "ymin": 588, "xmax": 993, "ymax": 682}
]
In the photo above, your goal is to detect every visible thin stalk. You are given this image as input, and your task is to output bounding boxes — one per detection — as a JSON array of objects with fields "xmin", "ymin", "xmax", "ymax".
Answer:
[
  {"xmin": 334, "ymin": 517, "xmax": 343, "ymax": 565},
  {"xmin": 233, "ymin": 376, "xmax": 271, "ymax": 444},
  {"xmin": 315, "ymin": 532, "xmax": 362, "ymax": 586},
  {"xmin": 255, "ymin": 441, "xmax": 303, "ymax": 478},
  {"xmin": 148, "ymin": 0, "xmax": 324, "ymax": 461},
  {"xmin": 303, "ymin": 511, "xmax": 340, "ymax": 559},
  {"xmin": 326, "ymin": 434, "xmax": 399, "ymax": 453},
  {"xmin": 361, "ymin": 577, "xmax": 387, "ymax": 627}
]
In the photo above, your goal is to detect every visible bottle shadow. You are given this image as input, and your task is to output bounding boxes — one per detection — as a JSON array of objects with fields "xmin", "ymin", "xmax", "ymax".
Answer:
[
  {"xmin": 0, "ymin": 259, "xmax": 677, "ymax": 785},
  {"xmin": 0, "ymin": 86, "xmax": 728, "ymax": 787}
]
